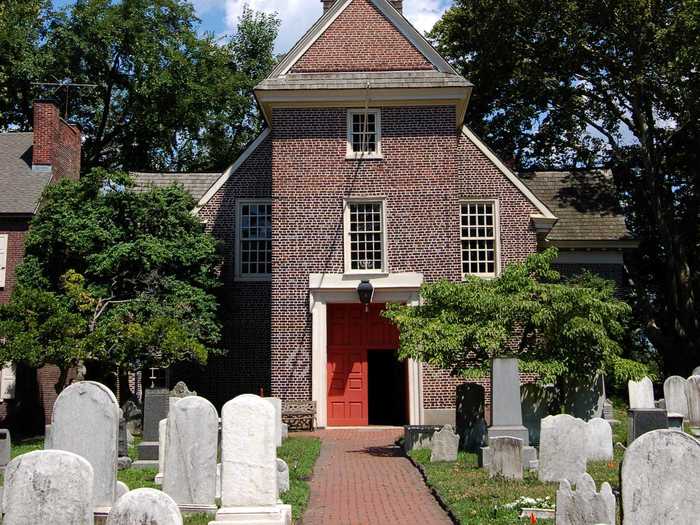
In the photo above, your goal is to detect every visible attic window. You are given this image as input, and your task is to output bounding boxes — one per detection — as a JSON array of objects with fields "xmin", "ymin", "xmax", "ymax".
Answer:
[{"xmin": 347, "ymin": 109, "xmax": 382, "ymax": 159}]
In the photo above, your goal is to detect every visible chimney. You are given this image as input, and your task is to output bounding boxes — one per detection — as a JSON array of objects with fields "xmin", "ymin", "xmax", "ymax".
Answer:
[
  {"xmin": 322, "ymin": 0, "xmax": 403, "ymax": 13},
  {"xmin": 32, "ymin": 99, "xmax": 81, "ymax": 181}
]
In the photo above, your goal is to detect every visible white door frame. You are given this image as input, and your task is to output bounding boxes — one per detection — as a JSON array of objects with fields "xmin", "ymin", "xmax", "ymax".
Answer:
[{"xmin": 309, "ymin": 272, "xmax": 424, "ymax": 428}]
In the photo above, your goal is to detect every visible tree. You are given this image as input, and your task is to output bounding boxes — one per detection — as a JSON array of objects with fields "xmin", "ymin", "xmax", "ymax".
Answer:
[
  {"xmin": 0, "ymin": 170, "xmax": 223, "ymax": 392},
  {"xmin": 383, "ymin": 249, "xmax": 650, "ymax": 388},
  {"xmin": 430, "ymin": 0, "xmax": 700, "ymax": 376},
  {"xmin": 0, "ymin": 0, "xmax": 279, "ymax": 172}
]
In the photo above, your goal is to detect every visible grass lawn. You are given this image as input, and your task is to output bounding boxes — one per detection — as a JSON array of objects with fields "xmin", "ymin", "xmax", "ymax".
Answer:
[{"xmin": 410, "ymin": 400, "xmax": 630, "ymax": 524}]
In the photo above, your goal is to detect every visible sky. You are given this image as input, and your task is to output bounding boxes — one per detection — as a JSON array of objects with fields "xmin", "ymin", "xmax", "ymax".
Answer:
[{"xmin": 52, "ymin": 0, "xmax": 452, "ymax": 53}]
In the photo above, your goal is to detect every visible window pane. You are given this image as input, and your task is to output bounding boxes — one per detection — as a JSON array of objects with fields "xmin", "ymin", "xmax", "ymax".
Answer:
[
  {"xmin": 349, "ymin": 111, "xmax": 379, "ymax": 154},
  {"xmin": 460, "ymin": 203, "xmax": 497, "ymax": 276},
  {"xmin": 239, "ymin": 202, "xmax": 272, "ymax": 276},
  {"xmin": 348, "ymin": 202, "xmax": 383, "ymax": 271}
]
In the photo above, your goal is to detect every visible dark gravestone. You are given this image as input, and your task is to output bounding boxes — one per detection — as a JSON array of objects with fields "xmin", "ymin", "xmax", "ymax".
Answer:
[
  {"xmin": 137, "ymin": 388, "xmax": 170, "ymax": 461},
  {"xmin": 521, "ymin": 383, "xmax": 558, "ymax": 447},
  {"xmin": 0, "ymin": 429, "xmax": 11, "ymax": 467},
  {"xmin": 628, "ymin": 408, "xmax": 668, "ymax": 444},
  {"xmin": 456, "ymin": 383, "xmax": 487, "ymax": 452},
  {"xmin": 403, "ymin": 425, "xmax": 442, "ymax": 453},
  {"xmin": 561, "ymin": 374, "xmax": 606, "ymax": 420},
  {"xmin": 118, "ymin": 416, "xmax": 128, "ymax": 458}
]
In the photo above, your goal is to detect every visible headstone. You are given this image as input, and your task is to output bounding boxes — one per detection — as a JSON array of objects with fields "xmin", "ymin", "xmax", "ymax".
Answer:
[
  {"xmin": 116, "ymin": 481, "xmax": 129, "ymax": 500},
  {"xmin": 277, "ymin": 458, "xmax": 290, "ymax": 495},
  {"xmin": 163, "ymin": 396, "xmax": 218, "ymax": 510},
  {"xmin": 663, "ymin": 376, "xmax": 689, "ymax": 419},
  {"xmin": 486, "ymin": 437, "xmax": 523, "ymax": 480},
  {"xmin": 556, "ymin": 473, "xmax": 615, "ymax": 525},
  {"xmin": 0, "ymin": 428, "xmax": 11, "ymax": 467},
  {"xmin": 282, "ymin": 422, "xmax": 289, "ymax": 441},
  {"xmin": 155, "ymin": 418, "xmax": 167, "ymax": 486},
  {"xmin": 628, "ymin": 377, "xmax": 655, "ymax": 409},
  {"xmin": 456, "ymin": 383, "xmax": 487, "ymax": 452},
  {"xmin": 44, "ymin": 424, "xmax": 53, "ymax": 449},
  {"xmin": 122, "ymin": 399, "xmax": 143, "ymax": 436},
  {"xmin": 430, "ymin": 424, "xmax": 459, "ymax": 462},
  {"xmin": 622, "ymin": 430, "xmax": 700, "ymax": 524},
  {"xmin": 685, "ymin": 375, "xmax": 700, "ymax": 435},
  {"xmin": 585, "ymin": 418, "xmax": 613, "ymax": 461},
  {"xmin": 2, "ymin": 450, "xmax": 94, "ymax": 525},
  {"xmin": 538, "ymin": 414, "xmax": 587, "ymax": 483},
  {"xmin": 106, "ymin": 488, "xmax": 183, "ymax": 525},
  {"xmin": 403, "ymin": 425, "xmax": 441, "ymax": 452},
  {"xmin": 693, "ymin": 366, "xmax": 700, "ymax": 377},
  {"xmin": 137, "ymin": 388, "xmax": 170, "ymax": 463},
  {"xmin": 602, "ymin": 399, "xmax": 615, "ymax": 421},
  {"xmin": 668, "ymin": 413, "xmax": 684, "ymax": 430},
  {"xmin": 169, "ymin": 381, "xmax": 196, "ymax": 412},
  {"xmin": 562, "ymin": 374, "xmax": 606, "ymax": 420},
  {"xmin": 628, "ymin": 408, "xmax": 668, "ymax": 444},
  {"xmin": 118, "ymin": 412, "xmax": 129, "ymax": 459},
  {"xmin": 521, "ymin": 383, "xmax": 557, "ymax": 447},
  {"xmin": 52, "ymin": 381, "xmax": 119, "ymax": 509},
  {"xmin": 216, "ymin": 463, "xmax": 222, "ymax": 500},
  {"xmin": 265, "ymin": 397, "xmax": 283, "ymax": 448},
  {"xmin": 212, "ymin": 394, "xmax": 291, "ymax": 525}
]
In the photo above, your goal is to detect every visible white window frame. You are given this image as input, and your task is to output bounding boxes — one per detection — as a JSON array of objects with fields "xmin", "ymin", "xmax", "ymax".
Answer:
[
  {"xmin": 346, "ymin": 109, "xmax": 383, "ymax": 160},
  {"xmin": 343, "ymin": 198, "xmax": 388, "ymax": 275},
  {"xmin": 0, "ymin": 234, "xmax": 8, "ymax": 289},
  {"xmin": 460, "ymin": 199, "xmax": 501, "ymax": 279},
  {"xmin": 235, "ymin": 199, "xmax": 272, "ymax": 282}
]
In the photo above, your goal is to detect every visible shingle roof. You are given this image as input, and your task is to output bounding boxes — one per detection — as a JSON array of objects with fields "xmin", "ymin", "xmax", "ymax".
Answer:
[
  {"xmin": 256, "ymin": 71, "xmax": 472, "ymax": 91},
  {"xmin": 131, "ymin": 172, "xmax": 221, "ymax": 202},
  {"xmin": 520, "ymin": 170, "xmax": 633, "ymax": 243},
  {"xmin": 0, "ymin": 132, "xmax": 51, "ymax": 215}
]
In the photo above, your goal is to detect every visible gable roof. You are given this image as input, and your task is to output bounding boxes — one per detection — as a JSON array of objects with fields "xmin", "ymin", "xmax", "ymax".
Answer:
[
  {"xmin": 131, "ymin": 172, "xmax": 221, "ymax": 203},
  {"xmin": 521, "ymin": 170, "xmax": 634, "ymax": 244},
  {"xmin": 0, "ymin": 132, "xmax": 51, "ymax": 215}
]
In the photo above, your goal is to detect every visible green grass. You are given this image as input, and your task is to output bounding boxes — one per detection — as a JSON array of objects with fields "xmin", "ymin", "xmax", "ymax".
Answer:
[
  {"xmin": 10, "ymin": 437, "xmax": 43, "ymax": 458},
  {"xmin": 278, "ymin": 436, "xmax": 322, "ymax": 522}
]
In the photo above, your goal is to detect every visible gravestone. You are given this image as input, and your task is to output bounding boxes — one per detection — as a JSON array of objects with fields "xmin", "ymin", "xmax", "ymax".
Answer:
[
  {"xmin": 277, "ymin": 458, "xmax": 290, "ymax": 495},
  {"xmin": 456, "ymin": 383, "xmax": 487, "ymax": 452},
  {"xmin": 585, "ymin": 418, "xmax": 613, "ymax": 461},
  {"xmin": 118, "ymin": 412, "xmax": 128, "ymax": 458},
  {"xmin": 685, "ymin": 375, "xmax": 700, "ymax": 435},
  {"xmin": 44, "ymin": 424, "xmax": 53, "ymax": 449},
  {"xmin": 628, "ymin": 408, "xmax": 668, "ymax": 444},
  {"xmin": 282, "ymin": 423, "xmax": 289, "ymax": 441},
  {"xmin": 107, "ymin": 488, "xmax": 183, "ymax": 525},
  {"xmin": 693, "ymin": 366, "xmax": 700, "ymax": 377},
  {"xmin": 403, "ymin": 425, "xmax": 441, "ymax": 453},
  {"xmin": 622, "ymin": 430, "xmax": 700, "ymax": 524},
  {"xmin": 163, "ymin": 396, "xmax": 218, "ymax": 511},
  {"xmin": 556, "ymin": 473, "xmax": 615, "ymax": 525},
  {"xmin": 562, "ymin": 374, "xmax": 606, "ymax": 420},
  {"xmin": 430, "ymin": 425, "xmax": 459, "ymax": 462},
  {"xmin": 169, "ymin": 381, "xmax": 196, "ymax": 412},
  {"xmin": 628, "ymin": 377, "xmax": 655, "ymax": 409},
  {"xmin": 116, "ymin": 481, "xmax": 129, "ymax": 500},
  {"xmin": 122, "ymin": 399, "xmax": 143, "ymax": 436},
  {"xmin": 602, "ymin": 399, "xmax": 615, "ymax": 421},
  {"xmin": 538, "ymin": 414, "xmax": 587, "ymax": 483},
  {"xmin": 155, "ymin": 418, "xmax": 167, "ymax": 486},
  {"xmin": 0, "ymin": 428, "xmax": 11, "ymax": 467},
  {"xmin": 137, "ymin": 388, "xmax": 170, "ymax": 465},
  {"xmin": 265, "ymin": 397, "xmax": 283, "ymax": 448},
  {"xmin": 487, "ymin": 437, "xmax": 523, "ymax": 480},
  {"xmin": 663, "ymin": 376, "xmax": 689, "ymax": 418},
  {"xmin": 216, "ymin": 463, "xmax": 222, "ymax": 500},
  {"xmin": 521, "ymin": 383, "xmax": 557, "ymax": 447},
  {"xmin": 211, "ymin": 394, "xmax": 291, "ymax": 525},
  {"xmin": 2, "ymin": 450, "xmax": 94, "ymax": 525},
  {"xmin": 52, "ymin": 381, "xmax": 119, "ymax": 509}
]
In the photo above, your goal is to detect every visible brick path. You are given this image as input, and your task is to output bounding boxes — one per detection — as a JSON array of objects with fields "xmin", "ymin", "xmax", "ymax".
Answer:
[{"xmin": 301, "ymin": 428, "xmax": 453, "ymax": 525}]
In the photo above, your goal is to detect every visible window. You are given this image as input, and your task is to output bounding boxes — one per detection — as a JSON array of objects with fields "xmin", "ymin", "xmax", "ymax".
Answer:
[
  {"xmin": 236, "ymin": 201, "xmax": 272, "ymax": 279},
  {"xmin": 347, "ymin": 109, "xmax": 382, "ymax": 159},
  {"xmin": 344, "ymin": 200, "xmax": 386, "ymax": 273},
  {"xmin": 461, "ymin": 201, "xmax": 499, "ymax": 277},
  {"xmin": 0, "ymin": 234, "xmax": 7, "ymax": 289}
]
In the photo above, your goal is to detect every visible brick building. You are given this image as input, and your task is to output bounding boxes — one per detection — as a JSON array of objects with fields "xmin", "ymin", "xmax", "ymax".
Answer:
[
  {"xmin": 0, "ymin": 100, "xmax": 81, "ymax": 431},
  {"xmin": 136, "ymin": 0, "xmax": 634, "ymax": 426}
]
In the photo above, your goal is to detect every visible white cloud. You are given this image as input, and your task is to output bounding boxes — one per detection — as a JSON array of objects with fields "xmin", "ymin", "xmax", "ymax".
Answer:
[{"xmin": 403, "ymin": 0, "xmax": 449, "ymax": 36}]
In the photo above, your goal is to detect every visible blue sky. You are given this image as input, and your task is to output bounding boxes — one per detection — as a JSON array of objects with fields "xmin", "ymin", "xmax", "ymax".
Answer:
[{"xmin": 52, "ymin": 0, "xmax": 452, "ymax": 53}]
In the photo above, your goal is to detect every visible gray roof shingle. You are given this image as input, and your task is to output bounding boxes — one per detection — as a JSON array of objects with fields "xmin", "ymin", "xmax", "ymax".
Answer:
[
  {"xmin": 521, "ymin": 170, "xmax": 633, "ymax": 243},
  {"xmin": 0, "ymin": 132, "xmax": 51, "ymax": 215},
  {"xmin": 131, "ymin": 172, "xmax": 221, "ymax": 202}
]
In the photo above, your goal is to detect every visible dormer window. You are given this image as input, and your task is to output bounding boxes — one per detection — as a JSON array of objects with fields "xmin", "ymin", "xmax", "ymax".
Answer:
[{"xmin": 347, "ymin": 109, "xmax": 382, "ymax": 159}]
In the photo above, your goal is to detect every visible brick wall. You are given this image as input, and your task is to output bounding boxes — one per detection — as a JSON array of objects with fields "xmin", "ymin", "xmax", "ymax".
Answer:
[
  {"xmin": 32, "ymin": 100, "xmax": 81, "ymax": 181},
  {"xmin": 0, "ymin": 218, "xmax": 29, "ymax": 304},
  {"xmin": 292, "ymin": 0, "xmax": 434, "ymax": 73}
]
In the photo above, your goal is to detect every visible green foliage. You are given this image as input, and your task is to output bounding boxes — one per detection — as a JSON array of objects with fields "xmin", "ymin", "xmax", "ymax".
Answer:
[
  {"xmin": 0, "ymin": 170, "xmax": 223, "ymax": 378},
  {"xmin": 278, "ymin": 436, "xmax": 322, "ymax": 522},
  {"xmin": 384, "ymin": 249, "xmax": 649, "ymax": 384}
]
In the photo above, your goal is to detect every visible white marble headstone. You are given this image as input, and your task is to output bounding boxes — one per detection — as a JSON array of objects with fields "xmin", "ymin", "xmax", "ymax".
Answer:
[
  {"xmin": 693, "ymin": 366, "xmax": 700, "ymax": 377},
  {"xmin": 585, "ymin": 418, "xmax": 613, "ymax": 461},
  {"xmin": 2, "ymin": 450, "xmax": 94, "ymax": 525},
  {"xmin": 51, "ymin": 381, "xmax": 119, "ymax": 508},
  {"xmin": 628, "ymin": 377, "xmax": 655, "ymax": 409},
  {"xmin": 107, "ymin": 488, "xmax": 183, "ymax": 525},
  {"xmin": 155, "ymin": 418, "xmax": 167, "ymax": 485},
  {"xmin": 686, "ymin": 376, "xmax": 700, "ymax": 429},
  {"xmin": 556, "ymin": 473, "xmax": 615, "ymax": 525},
  {"xmin": 277, "ymin": 458, "xmax": 290, "ymax": 495},
  {"xmin": 663, "ymin": 376, "xmax": 689, "ymax": 418},
  {"xmin": 538, "ymin": 414, "xmax": 587, "ymax": 483},
  {"xmin": 265, "ymin": 397, "xmax": 283, "ymax": 448},
  {"xmin": 430, "ymin": 425, "xmax": 459, "ymax": 462},
  {"xmin": 487, "ymin": 437, "xmax": 523, "ymax": 480}
]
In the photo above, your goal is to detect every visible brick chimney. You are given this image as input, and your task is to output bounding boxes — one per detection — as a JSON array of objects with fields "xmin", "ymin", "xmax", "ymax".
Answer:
[
  {"xmin": 322, "ymin": 0, "xmax": 403, "ymax": 13},
  {"xmin": 32, "ymin": 99, "xmax": 81, "ymax": 181}
]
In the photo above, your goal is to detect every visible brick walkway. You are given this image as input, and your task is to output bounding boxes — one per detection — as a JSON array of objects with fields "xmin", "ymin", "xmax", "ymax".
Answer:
[{"xmin": 301, "ymin": 428, "xmax": 453, "ymax": 525}]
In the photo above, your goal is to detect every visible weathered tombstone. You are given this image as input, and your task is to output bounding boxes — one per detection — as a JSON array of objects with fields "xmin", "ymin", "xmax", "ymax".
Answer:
[
  {"xmin": 628, "ymin": 408, "xmax": 668, "ymax": 444},
  {"xmin": 403, "ymin": 425, "xmax": 441, "ymax": 453},
  {"xmin": 602, "ymin": 399, "xmax": 615, "ymax": 421},
  {"xmin": 622, "ymin": 430, "xmax": 700, "ymax": 524},
  {"xmin": 562, "ymin": 374, "xmax": 606, "ymax": 420},
  {"xmin": 118, "ymin": 411, "xmax": 129, "ymax": 458},
  {"xmin": 521, "ymin": 383, "xmax": 557, "ymax": 447},
  {"xmin": 430, "ymin": 424, "xmax": 459, "ymax": 462},
  {"xmin": 107, "ymin": 488, "xmax": 183, "ymax": 525},
  {"xmin": 585, "ymin": 418, "xmax": 613, "ymax": 461},
  {"xmin": 277, "ymin": 458, "xmax": 290, "ymax": 495},
  {"xmin": 137, "ymin": 387, "xmax": 169, "ymax": 466},
  {"xmin": 122, "ymin": 398, "xmax": 143, "ymax": 436},
  {"xmin": 628, "ymin": 377, "xmax": 655, "ymax": 409},
  {"xmin": 116, "ymin": 481, "xmax": 129, "ymax": 500},
  {"xmin": 282, "ymin": 422, "xmax": 289, "ymax": 441},
  {"xmin": 163, "ymin": 396, "xmax": 218, "ymax": 511},
  {"xmin": 663, "ymin": 376, "xmax": 689, "ymax": 418},
  {"xmin": 216, "ymin": 463, "xmax": 222, "ymax": 500},
  {"xmin": 456, "ymin": 383, "xmax": 487, "ymax": 452},
  {"xmin": 685, "ymin": 375, "xmax": 700, "ymax": 435},
  {"xmin": 211, "ymin": 394, "xmax": 291, "ymax": 525},
  {"xmin": 693, "ymin": 366, "xmax": 700, "ymax": 377},
  {"xmin": 155, "ymin": 418, "xmax": 167, "ymax": 486},
  {"xmin": 0, "ymin": 428, "xmax": 11, "ymax": 467},
  {"xmin": 265, "ymin": 397, "xmax": 283, "ymax": 448},
  {"xmin": 487, "ymin": 437, "xmax": 523, "ymax": 480},
  {"xmin": 52, "ymin": 381, "xmax": 119, "ymax": 509},
  {"xmin": 538, "ymin": 414, "xmax": 587, "ymax": 483},
  {"xmin": 44, "ymin": 424, "xmax": 53, "ymax": 449},
  {"xmin": 556, "ymin": 473, "xmax": 615, "ymax": 525},
  {"xmin": 169, "ymin": 381, "xmax": 196, "ymax": 412},
  {"xmin": 2, "ymin": 450, "xmax": 94, "ymax": 525}
]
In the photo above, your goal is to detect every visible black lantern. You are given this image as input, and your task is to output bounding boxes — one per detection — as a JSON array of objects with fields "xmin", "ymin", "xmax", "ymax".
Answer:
[{"xmin": 357, "ymin": 280, "xmax": 374, "ymax": 311}]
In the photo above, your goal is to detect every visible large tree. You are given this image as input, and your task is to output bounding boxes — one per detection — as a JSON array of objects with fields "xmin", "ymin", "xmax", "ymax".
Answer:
[
  {"xmin": 431, "ymin": 0, "xmax": 700, "ymax": 376},
  {"xmin": 0, "ymin": 0, "xmax": 279, "ymax": 172}
]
